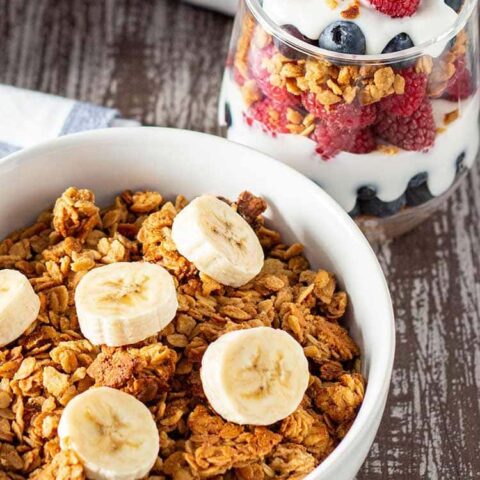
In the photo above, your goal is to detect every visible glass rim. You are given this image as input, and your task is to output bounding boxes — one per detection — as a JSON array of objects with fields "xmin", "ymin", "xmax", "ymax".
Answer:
[{"xmin": 245, "ymin": 0, "xmax": 478, "ymax": 64}]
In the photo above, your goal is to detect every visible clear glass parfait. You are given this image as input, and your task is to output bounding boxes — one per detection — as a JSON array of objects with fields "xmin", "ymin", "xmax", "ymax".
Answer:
[{"xmin": 219, "ymin": 0, "xmax": 480, "ymax": 241}]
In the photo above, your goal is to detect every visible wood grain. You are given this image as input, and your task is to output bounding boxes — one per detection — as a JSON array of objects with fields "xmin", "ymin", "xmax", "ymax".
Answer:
[{"xmin": 1, "ymin": 0, "xmax": 479, "ymax": 478}]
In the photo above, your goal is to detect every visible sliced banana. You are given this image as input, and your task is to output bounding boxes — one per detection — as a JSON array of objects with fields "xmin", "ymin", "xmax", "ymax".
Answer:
[
  {"xmin": 58, "ymin": 387, "xmax": 160, "ymax": 480},
  {"xmin": 200, "ymin": 326, "xmax": 310, "ymax": 425},
  {"xmin": 171, "ymin": 195, "xmax": 264, "ymax": 288},
  {"xmin": 0, "ymin": 269, "xmax": 40, "ymax": 347},
  {"xmin": 75, "ymin": 262, "xmax": 178, "ymax": 347}
]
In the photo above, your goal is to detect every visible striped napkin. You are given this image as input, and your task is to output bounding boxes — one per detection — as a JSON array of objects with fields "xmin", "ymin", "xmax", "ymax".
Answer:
[{"xmin": 0, "ymin": 85, "xmax": 138, "ymax": 158}]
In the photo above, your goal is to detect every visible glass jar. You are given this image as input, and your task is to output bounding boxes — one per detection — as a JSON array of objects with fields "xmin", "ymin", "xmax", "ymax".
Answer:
[{"xmin": 219, "ymin": 0, "xmax": 479, "ymax": 241}]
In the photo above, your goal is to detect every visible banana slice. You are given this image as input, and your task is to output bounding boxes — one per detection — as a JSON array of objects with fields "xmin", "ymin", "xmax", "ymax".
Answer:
[
  {"xmin": 58, "ymin": 386, "xmax": 159, "ymax": 480},
  {"xmin": 75, "ymin": 262, "xmax": 178, "ymax": 347},
  {"xmin": 0, "ymin": 269, "xmax": 40, "ymax": 347},
  {"xmin": 200, "ymin": 326, "xmax": 310, "ymax": 425},
  {"xmin": 171, "ymin": 195, "xmax": 264, "ymax": 288}
]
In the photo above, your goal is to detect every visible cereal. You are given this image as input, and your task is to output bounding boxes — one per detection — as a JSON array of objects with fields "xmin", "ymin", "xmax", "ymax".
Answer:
[
  {"xmin": 444, "ymin": 109, "xmax": 459, "ymax": 125},
  {"xmin": 340, "ymin": 0, "xmax": 360, "ymax": 20},
  {"xmin": 0, "ymin": 187, "xmax": 364, "ymax": 479}
]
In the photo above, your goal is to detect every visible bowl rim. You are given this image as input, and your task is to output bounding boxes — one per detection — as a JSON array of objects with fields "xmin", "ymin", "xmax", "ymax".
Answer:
[{"xmin": 0, "ymin": 127, "xmax": 395, "ymax": 477}]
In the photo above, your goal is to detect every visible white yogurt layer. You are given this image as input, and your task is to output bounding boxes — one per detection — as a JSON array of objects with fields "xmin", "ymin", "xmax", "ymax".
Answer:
[
  {"xmin": 262, "ymin": 0, "xmax": 459, "ymax": 57},
  {"xmin": 222, "ymin": 75, "xmax": 480, "ymax": 212}
]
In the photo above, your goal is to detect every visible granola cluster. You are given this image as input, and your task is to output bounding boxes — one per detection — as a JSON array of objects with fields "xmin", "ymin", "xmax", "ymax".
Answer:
[{"xmin": 0, "ymin": 187, "xmax": 365, "ymax": 479}]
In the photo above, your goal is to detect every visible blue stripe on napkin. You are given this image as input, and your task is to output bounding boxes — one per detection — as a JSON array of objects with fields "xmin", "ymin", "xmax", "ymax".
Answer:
[
  {"xmin": 60, "ymin": 102, "xmax": 119, "ymax": 135},
  {"xmin": 0, "ymin": 101, "xmax": 119, "ymax": 159}
]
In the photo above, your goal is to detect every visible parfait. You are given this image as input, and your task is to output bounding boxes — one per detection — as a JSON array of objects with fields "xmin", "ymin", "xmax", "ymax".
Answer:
[{"xmin": 220, "ymin": 0, "xmax": 480, "ymax": 240}]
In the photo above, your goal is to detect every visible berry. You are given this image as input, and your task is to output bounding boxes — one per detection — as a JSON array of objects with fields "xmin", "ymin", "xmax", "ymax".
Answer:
[
  {"xmin": 456, "ymin": 152, "xmax": 466, "ymax": 174},
  {"xmin": 406, "ymin": 172, "xmax": 434, "ymax": 206},
  {"xmin": 357, "ymin": 186, "xmax": 405, "ymax": 217},
  {"xmin": 357, "ymin": 186, "xmax": 377, "ymax": 200},
  {"xmin": 246, "ymin": 99, "xmax": 290, "ymax": 134},
  {"xmin": 233, "ymin": 67, "xmax": 246, "ymax": 87},
  {"xmin": 318, "ymin": 21, "xmax": 366, "ymax": 55},
  {"xmin": 445, "ymin": 0, "xmax": 463, "ymax": 12},
  {"xmin": 313, "ymin": 125, "xmax": 376, "ymax": 159},
  {"xmin": 224, "ymin": 103, "xmax": 232, "ymax": 128},
  {"xmin": 349, "ymin": 202, "xmax": 361, "ymax": 218},
  {"xmin": 369, "ymin": 0, "xmax": 420, "ymax": 17},
  {"xmin": 302, "ymin": 93, "xmax": 377, "ymax": 129},
  {"xmin": 406, "ymin": 184, "xmax": 433, "ymax": 206},
  {"xmin": 408, "ymin": 172, "xmax": 428, "ymax": 188},
  {"xmin": 313, "ymin": 124, "xmax": 349, "ymax": 159},
  {"xmin": 383, "ymin": 33, "xmax": 414, "ymax": 54},
  {"xmin": 380, "ymin": 67, "xmax": 427, "ymax": 117},
  {"xmin": 445, "ymin": 59, "xmax": 473, "ymax": 100},
  {"xmin": 360, "ymin": 194, "xmax": 406, "ymax": 217},
  {"xmin": 248, "ymin": 43, "xmax": 275, "ymax": 80},
  {"xmin": 275, "ymin": 25, "xmax": 316, "ymax": 60},
  {"xmin": 382, "ymin": 33, "xmax": 415, "ymax": 69},
  {"xmin": 345, "ymin": 128, "xmax": 377, "ymax": 154},
  {"xmin": 375, "ymin": 100, "xmax": 436, "ymax": 151}
]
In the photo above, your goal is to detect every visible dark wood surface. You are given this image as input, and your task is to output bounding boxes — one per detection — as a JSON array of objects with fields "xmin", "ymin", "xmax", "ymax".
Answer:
[{"xmin": 1, "ymin": 1, "xmax": 479, "ymax": 478}]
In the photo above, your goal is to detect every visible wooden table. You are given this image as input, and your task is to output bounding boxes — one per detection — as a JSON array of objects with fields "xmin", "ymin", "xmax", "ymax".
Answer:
[{"xmin": 1, "ymin": 1, "xmax": 479, "ymax": 478}]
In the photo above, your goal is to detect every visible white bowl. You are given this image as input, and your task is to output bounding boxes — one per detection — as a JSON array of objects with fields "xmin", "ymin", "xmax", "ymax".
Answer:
[{"xmin": 0, "ymin": 128, "xmax": 394, "ymax": 480}]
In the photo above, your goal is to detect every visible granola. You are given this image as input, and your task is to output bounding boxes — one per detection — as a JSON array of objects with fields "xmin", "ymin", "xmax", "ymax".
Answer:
[{"xmin": 0, "ymin": 187, "xmax": 365, "ymax": 479}]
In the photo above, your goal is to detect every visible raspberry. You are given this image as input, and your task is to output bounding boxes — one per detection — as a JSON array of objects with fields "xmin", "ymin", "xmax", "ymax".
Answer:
[
  {"xmin": 380, "ymin": 67, "xmax": 427, "ymax": 117},
  {"xmin": 313, "ymin": 124, "xmax": 348, "ymax": 159},
  {"xmin": 248, "ymin": 44, "xmax": 300, "ymax": 108},
  {"xmin": 313, "ymin": 125, "xmax": 376, "ymax": 159},
  {"xmin": 246, "ymin": 99, "xmax": 290, "ymax": 134},
  {"xmin": 302, "ymin": 93, "xmax": 377, "ymax": 129},
  {"xmin": 233, "ymin": 67, "xmax": 246, "ymax": 87},
  {"xmin": 446, "ymin": 58, "xmax": 473, "ymax": 100},
  {"xmin": 375, "ymin": 100, "xmax": 436, "ymax": 151},
  {"xmin": 248, "ymin": 44, "xmax": 275, "ymax": 80},
  {"xmin": 346, "ymin": 128, "xmax": 377, "ymax": 154},
  {"xmin": 369, "ymin": 0, "xmax": 420, "ymax": 17}
]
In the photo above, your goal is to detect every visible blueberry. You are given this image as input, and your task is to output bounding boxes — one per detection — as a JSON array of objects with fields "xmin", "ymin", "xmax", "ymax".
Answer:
[
  {"xmin": 406, "ymin": 173, "xmax": 433, "ymax": 207},
  {"xmin": 360, "ymin": 194, "xmax": 406, "ymax": 218},
  {"xmin": 349, "ymin": 202, "xmax": 361, "ymax": 218},
  {"xmin": 357, "ymin": 186, "xmax": 377, "ymax": 200},
  {"xmin": 408, "ymin": 172, "xmax": 428, "ymax": 188},
  {"xmin": 318, "ymin": 21, "xmax": 366, "ymax": 55},
  {"xmin": 406, "ymin": 185, "xmax": 433, "ymax": 207},
  {"xmin": 445, "ymin": 0, "xmax": 463, "ymax": 12},
  {"xmin": 225, "ymin": 103, "xmax": 232, "ymax": 128},
  {"xmin": 456, "ymin": 151, "xmax": 466, "ymax": 174},
  {"xmin": 275, "ymin": 25, "xmax": 316, "ymax": 60},
  {"xmin": 382, "ymin": 33, "xmax": 415, "ymax": 69},
  {"xmin": 383, "ymin": 33, "xmax": 414, "ymax": 54}
]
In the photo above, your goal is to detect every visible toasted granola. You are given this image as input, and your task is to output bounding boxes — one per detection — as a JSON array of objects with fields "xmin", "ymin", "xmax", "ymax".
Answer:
[{"xmin": 0, "ymin": 187, "xmax": 365, "ymax": 479}]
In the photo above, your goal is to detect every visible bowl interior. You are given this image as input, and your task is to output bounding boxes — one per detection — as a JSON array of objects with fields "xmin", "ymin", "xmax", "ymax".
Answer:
[{"xmin": 0, "ymin": 127, "xmax": 394, "ymax": 479}]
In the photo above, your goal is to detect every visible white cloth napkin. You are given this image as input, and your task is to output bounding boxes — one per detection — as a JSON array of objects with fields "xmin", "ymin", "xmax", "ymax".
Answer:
[
  {"xmin": 183, "ymin": 0, "xmax": 237, "ymax": 15},
  {"xmin": 0, "ymin": 85, "xmax": 139, "ymax": 158}
]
